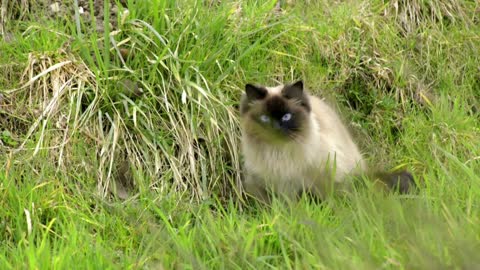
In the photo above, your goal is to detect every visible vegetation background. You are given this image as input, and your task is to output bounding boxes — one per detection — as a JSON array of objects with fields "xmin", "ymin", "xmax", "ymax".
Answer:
[{"xmin": 0, "ymin": 0, "xmax": 479, "ymax": 268}]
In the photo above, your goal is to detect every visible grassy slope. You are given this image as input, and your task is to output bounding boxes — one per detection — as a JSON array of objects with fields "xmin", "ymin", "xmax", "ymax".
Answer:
[{"xmin": 1, "ymin": 0, "xmax": 479, "ymax": 269}]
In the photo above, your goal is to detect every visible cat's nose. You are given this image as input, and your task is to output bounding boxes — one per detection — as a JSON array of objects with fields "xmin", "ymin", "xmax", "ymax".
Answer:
[{"xmin": 272, "ymin": 121, "xmax": 281, "ymax": 130}]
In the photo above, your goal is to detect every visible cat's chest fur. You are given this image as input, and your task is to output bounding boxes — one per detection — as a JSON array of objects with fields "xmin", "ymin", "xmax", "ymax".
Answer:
[
  {"xmin": 242, "ymin": 115, "xmax": 342, "ymax": 193},
  {"xmin": 243, "ymin": 132, "xmax": 321, "ymax": 181}
]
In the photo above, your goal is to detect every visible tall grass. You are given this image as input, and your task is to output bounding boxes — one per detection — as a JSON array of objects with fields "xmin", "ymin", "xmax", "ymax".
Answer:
[{"xmin": 1, "ymin": 0, "xmax": 479, "ymax": 268}]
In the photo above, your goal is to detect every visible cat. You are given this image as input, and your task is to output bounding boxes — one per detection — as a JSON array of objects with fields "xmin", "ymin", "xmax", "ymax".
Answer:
[{"xmin": 239, "ymin": 80, "xmax": 415, "ymax": 203}]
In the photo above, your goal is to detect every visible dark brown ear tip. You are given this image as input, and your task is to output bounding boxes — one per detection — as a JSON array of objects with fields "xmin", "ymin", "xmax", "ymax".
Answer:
[
  {"xmin": 293, "ymin": 80, "xmax": 303, "ymax": 88},
  {"xmin": 245, "ymin": 83, "xmax": 267, "ymax": 100}
]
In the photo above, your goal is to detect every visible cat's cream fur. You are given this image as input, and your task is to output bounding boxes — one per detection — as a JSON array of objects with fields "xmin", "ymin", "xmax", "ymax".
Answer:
[{"xmin": 241, "ymin": 83, "xmax": 366, "ymax": 201}]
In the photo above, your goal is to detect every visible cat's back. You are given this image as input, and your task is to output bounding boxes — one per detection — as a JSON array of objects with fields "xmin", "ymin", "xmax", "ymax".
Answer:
[
  {"xmin": 308, "ymin": 94, "xmax": 365, "ymax": 171},
  {"xmin": 309, "ymin": 95, "xmax": 349, "ymax": 135}
]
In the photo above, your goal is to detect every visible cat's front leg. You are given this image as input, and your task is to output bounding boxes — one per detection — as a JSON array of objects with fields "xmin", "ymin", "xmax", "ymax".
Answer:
[{"xmin": 242, "ymin": 172, "xmax": 271, "ymax": 204}]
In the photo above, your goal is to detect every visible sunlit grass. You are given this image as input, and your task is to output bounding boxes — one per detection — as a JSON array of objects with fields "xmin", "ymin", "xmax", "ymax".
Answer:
[{"xmin": 1, "ymin": 0, "xmax": 479, "ymax": 268}]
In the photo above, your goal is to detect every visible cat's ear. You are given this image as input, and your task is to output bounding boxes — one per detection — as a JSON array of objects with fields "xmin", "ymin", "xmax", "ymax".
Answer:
[
  {"xmin": 283, "ymin": 80, "xmax": 311, "ymax": 112},
  {"xmin": 245, "ymin": 84, "xmax": 267, "ymax": 100},
  {"xmin": 282, "ymin": 80, "xmax": 304, "ymax": 99}
]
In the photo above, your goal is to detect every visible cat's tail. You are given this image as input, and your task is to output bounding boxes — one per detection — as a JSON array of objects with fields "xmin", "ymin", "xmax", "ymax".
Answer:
[{"xmin": 370, "ymin": 170, "xmax": 417, "ymax": 194}]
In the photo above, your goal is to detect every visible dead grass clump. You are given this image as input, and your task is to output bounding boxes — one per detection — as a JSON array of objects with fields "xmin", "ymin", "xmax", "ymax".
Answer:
[
  {"xmin": 2, "ymin": 39, "xmax": 242, "ymax": 202},
  {"xmin": 2, "ymin": 49, "xmax": 96, "ymax": 155},
  {"xmin": 385, "ymin": 0, "xmax": 474, "ymax": 35},
  {"xmin": 0, "ymin": 0, "xmax": 126, "ymax": 38},
  {"xmin": 0, "ymin": 0, "xmax": 49, "ymax": 35},
  {"xmin": 2, "ymin": 1, "xmax": 245, "ymax": 203}
]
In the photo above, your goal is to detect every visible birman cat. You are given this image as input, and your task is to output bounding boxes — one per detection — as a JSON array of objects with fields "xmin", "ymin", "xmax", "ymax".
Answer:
[{"xmin": 239, "ymin": 80, "xmax": 414, "ymax": 203}]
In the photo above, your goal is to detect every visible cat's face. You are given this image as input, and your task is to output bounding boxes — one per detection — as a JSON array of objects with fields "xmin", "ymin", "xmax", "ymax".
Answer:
[{"xmin": 240, "ymin": 81, "xmax": 311, "ymax": 143}]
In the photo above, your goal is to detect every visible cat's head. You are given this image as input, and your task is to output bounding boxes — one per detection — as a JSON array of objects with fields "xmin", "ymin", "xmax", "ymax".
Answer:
[{"xmin": 240, "ymin": 80, "xmax": 312, "ymax": 143}]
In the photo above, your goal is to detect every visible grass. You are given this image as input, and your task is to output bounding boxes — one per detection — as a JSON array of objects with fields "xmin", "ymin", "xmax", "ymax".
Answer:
[{"xmin": 1, "ymin": 0, "xmax": 479, "ymax": 268}]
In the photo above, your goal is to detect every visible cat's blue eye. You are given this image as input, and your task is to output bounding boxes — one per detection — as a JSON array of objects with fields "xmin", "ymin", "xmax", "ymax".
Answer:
[
  {"xmin": 282, "ymin": 113, "xmax": 292, "ymax": 122},
  {"xmin": 260, "ymin": 115, "xmax": 270, "ymax": 123}
]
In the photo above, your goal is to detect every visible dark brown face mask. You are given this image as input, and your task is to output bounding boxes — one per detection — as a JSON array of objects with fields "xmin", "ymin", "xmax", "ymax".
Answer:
[{"xmin": 240, "ymin": 81, "xmax": 311, "ymax": 141}]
